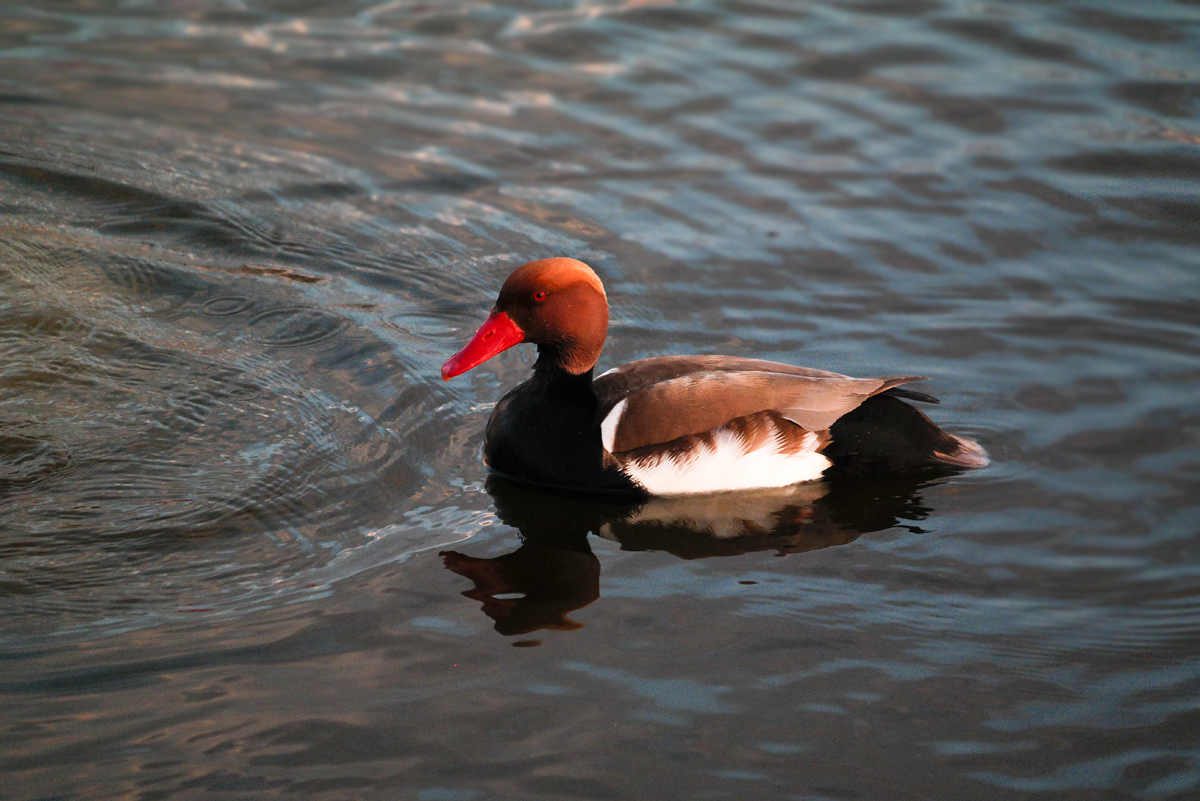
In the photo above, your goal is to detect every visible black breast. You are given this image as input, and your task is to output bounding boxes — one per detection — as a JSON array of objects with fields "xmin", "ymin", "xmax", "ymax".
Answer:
[{"xmin": 483, "ymin": 366, "xmax": 643, "ymax": 497}]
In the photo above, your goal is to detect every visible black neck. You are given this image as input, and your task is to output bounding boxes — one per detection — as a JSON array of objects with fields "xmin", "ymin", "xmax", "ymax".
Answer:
[{"xmin": 534, "ymin": 346, "xmax": 596, "ymax": 390}]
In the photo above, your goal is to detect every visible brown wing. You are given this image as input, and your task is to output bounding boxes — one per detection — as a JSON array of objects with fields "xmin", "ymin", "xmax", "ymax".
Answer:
[{"xmin": 594, "ymin": 356, "xmax": 927, "ymax": 453}]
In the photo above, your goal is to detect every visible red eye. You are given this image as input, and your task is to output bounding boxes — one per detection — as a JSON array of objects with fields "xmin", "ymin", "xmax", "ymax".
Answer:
[{"xmin": 532, "ymin": 290, "xmax": 546, "ymax": 302}]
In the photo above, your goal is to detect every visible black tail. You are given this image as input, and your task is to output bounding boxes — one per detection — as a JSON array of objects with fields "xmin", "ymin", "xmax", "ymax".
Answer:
[
  {"xmin": 824, "ymin": 393, "xmax": 988, "ymax": 477},
  {"xmin": 882, "ymin": 385, "xmax": 940, "ymax": 404}
]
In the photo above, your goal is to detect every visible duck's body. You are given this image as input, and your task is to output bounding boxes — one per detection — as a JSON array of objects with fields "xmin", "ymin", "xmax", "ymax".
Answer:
[{"xmin": 443, "ymin": 258, "xmax": 987, "ymax": 498}]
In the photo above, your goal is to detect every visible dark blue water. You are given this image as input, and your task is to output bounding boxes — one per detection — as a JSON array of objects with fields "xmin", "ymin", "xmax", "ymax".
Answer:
[{"xmin": 2, "ymin": 1, "xmax": 1199, "ymax": 798}]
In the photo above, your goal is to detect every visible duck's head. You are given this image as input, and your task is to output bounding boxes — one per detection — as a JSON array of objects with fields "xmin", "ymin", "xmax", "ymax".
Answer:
[{"xmin": 441, "ymin": 258, "xmax": 609, "ymax": 380}]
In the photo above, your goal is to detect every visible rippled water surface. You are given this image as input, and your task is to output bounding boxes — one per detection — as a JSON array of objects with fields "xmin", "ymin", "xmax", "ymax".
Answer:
[{"xmin": 2, "ymin": 1, "xmax": 1199, "ymax": 798}]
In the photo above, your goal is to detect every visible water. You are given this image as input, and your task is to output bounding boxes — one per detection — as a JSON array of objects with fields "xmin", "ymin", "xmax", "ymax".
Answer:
[{"xmin": 2, "ymin": 0, "xmax": 1198, "ymax": 797}]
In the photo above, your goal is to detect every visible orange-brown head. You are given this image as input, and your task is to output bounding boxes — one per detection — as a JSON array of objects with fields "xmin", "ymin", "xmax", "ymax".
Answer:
[{"xmin": 441, "ymin": 258, "xmax": 609, "ymax": 379}]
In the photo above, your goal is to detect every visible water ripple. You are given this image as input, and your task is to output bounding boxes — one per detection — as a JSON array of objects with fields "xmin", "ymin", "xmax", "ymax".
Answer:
[{"xmin": 0, "ymin": 0, "xmax": 1198, "ymax": 797}]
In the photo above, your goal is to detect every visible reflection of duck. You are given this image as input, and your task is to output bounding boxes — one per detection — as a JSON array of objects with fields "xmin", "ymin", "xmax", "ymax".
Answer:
[
  {"xmin": 441, "ymin": 472, "xmax": 943, "ymax": 636},
  {"xmin": 440, "ymin": 544, "xmax": 597, "ymax": 636},
  {"xmin": 442, "ymin": 258, "xmax": 987, "ymax": 497}
]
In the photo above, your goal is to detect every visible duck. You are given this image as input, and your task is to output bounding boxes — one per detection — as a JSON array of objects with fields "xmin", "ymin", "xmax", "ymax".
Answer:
[{"xmin": 442, "ymin": 258, "xmax": 988, "ymax": 497}]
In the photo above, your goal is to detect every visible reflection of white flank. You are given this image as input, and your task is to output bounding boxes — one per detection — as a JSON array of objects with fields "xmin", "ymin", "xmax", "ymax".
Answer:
[
  {"xmin": 598, "ymin": 483, "xmax": 828, "ymax": 540},
  {"xmin": 600, "ymin": 398, "xmax": 626, "ymax": 453},
  {"xmin": 621, "ymin": 429, "xmax": 831, "ymax": 496}
]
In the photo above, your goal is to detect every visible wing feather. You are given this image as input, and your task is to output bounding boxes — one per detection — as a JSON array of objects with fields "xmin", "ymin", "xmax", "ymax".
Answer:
[{"xmin": 595, "ymin": 356, "xmax": 927, "ymax": 453}]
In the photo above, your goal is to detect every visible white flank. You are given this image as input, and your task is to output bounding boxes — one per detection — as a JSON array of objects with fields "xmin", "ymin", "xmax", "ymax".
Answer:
[
  {"xmin": 621, "ymin": 429, "xmax": 831, "ymax": 496},
  {"xmin": 600, "ymin": 398, "xmax": 626, "ymax": 453},
  {"xmin": 596, "ymin": 366, "xmax": 620, "ymax": 378}
]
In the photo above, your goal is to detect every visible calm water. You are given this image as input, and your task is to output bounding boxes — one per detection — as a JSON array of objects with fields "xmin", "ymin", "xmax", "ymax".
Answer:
[{"xmin": 2, "ymin": 1, "xmax": 1199, "ymax": 798}]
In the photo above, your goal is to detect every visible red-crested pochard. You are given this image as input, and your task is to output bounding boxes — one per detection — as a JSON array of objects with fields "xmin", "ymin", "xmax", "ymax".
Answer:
[{"xmin": 442, "ymin": 258, "xmax": 987, "ymax": 496}]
